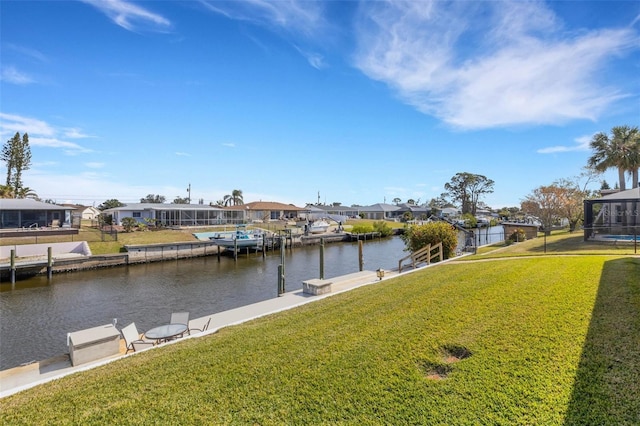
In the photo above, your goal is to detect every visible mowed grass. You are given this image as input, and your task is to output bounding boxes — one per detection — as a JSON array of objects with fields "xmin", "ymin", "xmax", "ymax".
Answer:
[
  {"xmin": 472, "ymin": 231, "xmax": 639, "ymax": 257},
  {"xmin": 1, "ymin": 253, "xmax": 639, "ymax": 424}
]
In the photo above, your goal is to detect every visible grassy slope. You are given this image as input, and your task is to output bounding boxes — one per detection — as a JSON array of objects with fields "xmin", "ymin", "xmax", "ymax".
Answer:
[{"xmin": 2, "ymin": 253, "xmax": 639, "ymax": 424}]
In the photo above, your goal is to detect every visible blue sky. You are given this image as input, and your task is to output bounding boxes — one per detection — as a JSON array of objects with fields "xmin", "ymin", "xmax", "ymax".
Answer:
[{"xmin": 1, "ymin": 1, "xmax": 639, "ymax": 209}]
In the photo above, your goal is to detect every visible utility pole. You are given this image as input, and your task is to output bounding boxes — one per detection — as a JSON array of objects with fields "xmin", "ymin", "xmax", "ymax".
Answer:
[{"xmin": 187, "ymin": 183, "xmax": 191, "ymax": 204}]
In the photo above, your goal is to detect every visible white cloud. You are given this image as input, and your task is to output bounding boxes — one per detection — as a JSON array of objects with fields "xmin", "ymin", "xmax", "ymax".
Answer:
[
  {"xmin": 64, "ymin": 128, "xmax": 94, "ymax": 139},
  {"xmin": 353, "ymin": 1, "xmax": 639, "ymax": 129},
  {"xmin": 1, "ymin": 66, "xmax": 35, "ymax": 85},
  {"xmin": 294, "ymin": 46, "xmax": 327, "ymax": 69},
  {"xmin": 200, "ymin": 0, "xmax": 326, "ymax": 37},
  {"xmin": 0, "ymin": 113, "xmax": 94, "ymax": 155},
  {"xmin": 30, "ymin": 137, "xmax": 93, "ymax": 155},
  {"xmin": 175, "ymin": 152, "xmax": 191, "ymax": 157},
  {"xmin": 80, "ymin": 0, "xmax": 171, "ymax": 32},
  {"xmin": 537, "ymin": 135, "xmax": 592, "ymax": 154},
  {"xmin": 5, "ymin": 44, "xmax": 48, "ymax": 63},
  {"xmin": 200, "ymin": 0, "xmax": 329, "ymax": 68},
  {"xmin": 0, "ymin": 113, "xmax": 55, "ymax": 138},
  {"xmin": 222, "ymin": 143, "xmax": 236, "ymax": 148}
]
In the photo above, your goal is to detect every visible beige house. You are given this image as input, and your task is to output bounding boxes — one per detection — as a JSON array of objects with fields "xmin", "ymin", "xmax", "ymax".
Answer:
[{"xmin": 232, "ymin": 201, "xmax": 307, "ymax": 222}]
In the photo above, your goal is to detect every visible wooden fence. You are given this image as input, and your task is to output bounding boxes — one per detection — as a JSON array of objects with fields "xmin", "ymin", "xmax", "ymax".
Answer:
[{"xmin": 398, "ymin": 242, "xmax": 443, "ymax": 273}]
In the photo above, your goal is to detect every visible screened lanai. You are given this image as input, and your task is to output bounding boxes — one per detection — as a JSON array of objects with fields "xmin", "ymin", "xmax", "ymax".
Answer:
[
  {"xmin": 583, "ymin": 188, "xmax": 640, "ymax": 241},
  {"xmin": 104, "ymin": 203, "xmax": 245, "ymax": 227}
]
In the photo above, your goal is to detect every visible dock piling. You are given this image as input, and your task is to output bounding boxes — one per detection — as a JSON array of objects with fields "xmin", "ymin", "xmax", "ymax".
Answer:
[{"xmin": 47, "ymin": 247, "xmax": 53, "ymax": 280}]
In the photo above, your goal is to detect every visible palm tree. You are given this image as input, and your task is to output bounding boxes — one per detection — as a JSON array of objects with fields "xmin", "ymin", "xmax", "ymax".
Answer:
[
  {"xmin": 588, "ymin": 126, "xmax": 640, "ymax": 229},
  {"xmin": 588, "ymin": 125, "xmax": 640, "ymax": 190},
  {"xmin": 223, "ymin": 189, "xmax": 244, "ymax": 206},
  {"xmin": 15, "ymin": 186, "xmax": 38, "ymax": 199}
]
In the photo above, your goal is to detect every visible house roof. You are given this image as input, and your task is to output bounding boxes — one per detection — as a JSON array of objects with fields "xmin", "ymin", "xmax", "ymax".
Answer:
[
  {"xmin": 0, "ymin": 199, "xmax": 70, "ymax": 211},
  {"xmin": 103, "ymin": 203, "xmax": 223, "ymax": 212},
  {"xmin": 396, "ymin": 203, "xmax": 430, "ymax": 212},
  {"xmin": 358, "ymin": 203, "xmax": 400, "ymax": 212},
  {"xmin": 600, "ymin": 188, "xmax": 640, "ymax": 200},
  {"xmin": 240, "ymin": 201, "xmax": 305, "ymax": 211}
]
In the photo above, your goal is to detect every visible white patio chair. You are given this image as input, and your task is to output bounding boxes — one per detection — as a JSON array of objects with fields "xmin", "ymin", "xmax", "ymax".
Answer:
[
  {"xmin": 170, "ymin": 312, "xmax": 190, "ymax": 336},
  {"xmin": 189, "ymin": 317, "xmax": 211, "ymax": 334},
  {"xmin": 122, "ymin": 322, "xmax": 154, "ymax": 353}
]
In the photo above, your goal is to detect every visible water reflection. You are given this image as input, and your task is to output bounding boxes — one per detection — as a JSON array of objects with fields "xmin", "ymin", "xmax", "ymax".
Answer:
[{"xmin": 0, "ymin": 237, "xmax": 406, "ymax": 370}]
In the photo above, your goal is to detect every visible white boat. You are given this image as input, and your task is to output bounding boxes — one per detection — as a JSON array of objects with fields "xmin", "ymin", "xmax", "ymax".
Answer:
[
  {"xmin": 210, "ymin": 226, "xmax": 264, "ymax": 249},
  {"xmin": 309, "ymin": 220, "xmax": 330, "ymax": 234}
]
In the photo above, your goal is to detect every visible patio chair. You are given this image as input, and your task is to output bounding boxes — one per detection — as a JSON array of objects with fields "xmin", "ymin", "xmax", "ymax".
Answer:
[
  {"xmin": 189, "ymin": 317, "xmax": 211, "ymax": 334},
  {"xmin": 122, "ymin": 322, "xmax": 154, "ymax": 353},
  {"xmin": 170, "ymin": 312, "xmax": 190, "ymax": 336}
]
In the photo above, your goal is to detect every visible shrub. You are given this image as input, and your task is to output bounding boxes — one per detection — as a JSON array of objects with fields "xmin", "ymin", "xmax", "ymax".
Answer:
[
  {"xmin": 401, "ymin": 221, "xmax": 458, "ymax": 259},
  {"xmin": 351, "ymin": 223, "xmax": 374, "ymax": 234},
  {"xmin": 507, "ymin": 228, "xmax": 527, "ymax": 245},
  {"xmin": 373, "ymin": 221, "xmax": 393, "ymax": 237},
  {"xmin": 121, "ymin": 217, "xmax": 137, "ymax": 233}
]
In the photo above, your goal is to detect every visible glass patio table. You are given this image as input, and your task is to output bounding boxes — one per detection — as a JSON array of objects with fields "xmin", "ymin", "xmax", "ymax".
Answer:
[{"xmin": 144, "ymin": 323, "xmax": 188, "ymax": 344}]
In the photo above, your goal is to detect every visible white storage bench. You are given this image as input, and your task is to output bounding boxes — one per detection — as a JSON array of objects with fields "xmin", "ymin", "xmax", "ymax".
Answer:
[{"xmin": 68, "ymin": 324, "xmax": 121, "ymax": 366}]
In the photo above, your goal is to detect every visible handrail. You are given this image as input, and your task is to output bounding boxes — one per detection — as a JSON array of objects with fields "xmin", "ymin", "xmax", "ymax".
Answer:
[{"xmin": 398, "ymin": 242, "xmax": 443, "ymax": 273}]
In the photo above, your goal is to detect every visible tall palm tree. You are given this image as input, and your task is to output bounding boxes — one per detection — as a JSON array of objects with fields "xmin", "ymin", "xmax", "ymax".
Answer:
[
  {"xmin": 223, "ymin": 189, "xmax": 244, "ymax": 206},
  {"xmin": 588, "ymin": 125, "xmax": 640, "ymax": 191},
  {"xmin": 15, "ymin": 186, "xmax": 38, "ymax": 199}
]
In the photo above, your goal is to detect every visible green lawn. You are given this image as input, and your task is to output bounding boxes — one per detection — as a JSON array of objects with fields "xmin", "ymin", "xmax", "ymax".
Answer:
[
  {"xmin": 1, "ymin": 249, "xmax": 639, "ymax": 424},
  {"xmin": 471, "ymin": 231, "xmax": 639, "ymax": 257}
]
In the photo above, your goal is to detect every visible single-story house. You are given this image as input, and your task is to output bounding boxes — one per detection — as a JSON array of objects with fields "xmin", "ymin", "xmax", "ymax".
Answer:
[
  {"xmin": 102, "ymin": 203, "xmax": 241, "ymax": 227},
  {"xmin": 393, "ymin": 203, "xmax": 431, "ymax": 220},
  {"xmin": 0, "ymin": 199, "xmax": 73, "ymax": 229},
  {"xmin": 357, "ymin": 203, "xmax": 401, "ymax": 220},
  {"xmin": 301, "ymin": 205, "xmax": 356, "ymax": 223},
  {"xmin": 235, "ymin": 201, "xmax": 307, "ymax": 222},
  {"xmin": 62, "ymin": 204, "xmax": 101, "ymax": 226}
]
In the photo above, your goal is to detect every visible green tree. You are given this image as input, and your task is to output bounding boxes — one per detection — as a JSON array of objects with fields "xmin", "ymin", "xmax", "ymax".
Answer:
[
  {"xmin": 0, "ymin": 184, "xmax": 14, "ymax": 198},
  {"xmin": 588, "ymin": 125, "xmax": 640, "ymax": 191},
  {"xmin": 401, "ymin": 221, "xmax": 458, "ymax": 260},
  {"xmin": 1, "ymin": 132, "xmax": 32, "ymax": 196},
  {"xmin": 173, "ymin": 196, "xmax": 189, "ymax": 204},
  {"xmin": 428, "ymin": 193, "xmax": 449, "ymax": 210},
  {"xmin": 444, "ymin": 172, "xmax": 494, "ymax": 215},
  {"xmin": 140, "ymin": 194, "xmax": 166, "ymax": 203},
  {"xmin": 461, "ymin": 213, "xmax": 477, "ymax": 228},
  {"xmin": 392, "ymin": 197, "xmax": 401, "ymax": 205},
  {"xmin": 98, "ymin": 199, "xmax": 124, "ymax": 210},
  {"xmin": 223, "ymin": 189, "xmax": 244, "ymax": 206}
]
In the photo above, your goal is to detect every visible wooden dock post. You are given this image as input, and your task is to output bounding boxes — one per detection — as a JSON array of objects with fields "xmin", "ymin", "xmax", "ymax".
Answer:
[
  {"xmin": 358, "ymin": 240, "xmax": 364, "ymax": 271},
  {"xmin": 47, "ymin": 247, "xmax": 53, "ymax": 280},
  {"xmin": 233, "ymin": 238, "xmax": 238, "ymax": 261},
  {"xmin": 10, "ymin": 249, "xmax": 16, "ymax": 284},
  {"xmin": 319, "ymin": 238, "xmax": 325, "ymax": 280}
]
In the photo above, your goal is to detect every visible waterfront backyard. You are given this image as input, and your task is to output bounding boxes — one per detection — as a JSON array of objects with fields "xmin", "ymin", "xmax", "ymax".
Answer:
[{"xmin": 1, "ymin": 233, "xmax": 639, "ymax": 424}]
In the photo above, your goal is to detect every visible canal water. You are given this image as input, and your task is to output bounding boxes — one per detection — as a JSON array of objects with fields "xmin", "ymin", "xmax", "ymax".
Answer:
[{"xmin": 0, "ymin": 237, "xmax": 406, "ymax": 370}]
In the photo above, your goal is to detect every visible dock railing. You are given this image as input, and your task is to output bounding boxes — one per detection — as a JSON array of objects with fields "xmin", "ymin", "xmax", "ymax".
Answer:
[{"xmin": 398, "ymin": 242, "xmax": 443, "ymax": 273}]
